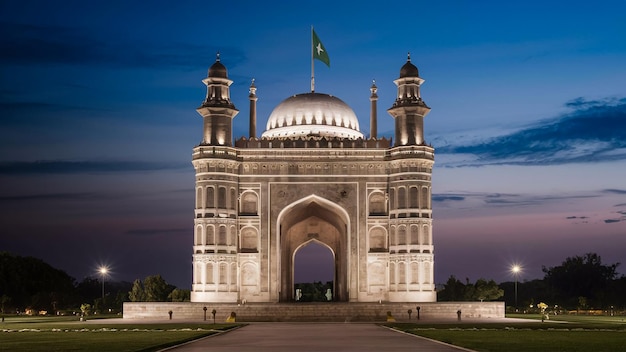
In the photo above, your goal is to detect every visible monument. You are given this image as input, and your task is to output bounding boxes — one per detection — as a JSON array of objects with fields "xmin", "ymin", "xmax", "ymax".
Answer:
[
  {"xmin": 190, "ymin": 53, "xmax": 435, "ymax": 303},
  {"xmin": 123, "ymin": 51, "xmax": 505, "ymax": 321}
]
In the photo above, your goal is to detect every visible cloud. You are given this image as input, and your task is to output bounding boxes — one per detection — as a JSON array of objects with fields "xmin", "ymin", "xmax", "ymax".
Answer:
[
  {"xmin": 566, "ymin": 216, "xmax": 589, "ymax": 219},
  {"xmin": 0, "ymin": 160, "xmax": 190, "ymax": 174},
  {"xmin": 0, "ymin": 192, "xmax": 97, "ymax": 202},
  {"xmin": 434, "ymin": 191, "xmax": 600, "ymax": 210},
  {"xmin": 0, "ymin": 22, "xmax": 246, "ymax": 70},
  {"xmin": 603, "ymin": 189, "xmax": 626, "ymax": 194},
  {"xmin": 604, "ymin": 219, "xmax": 623, "ymax": 224},
  {"xmin": 432, "ymin": 194, "xmax": 465, "ymax": 202},
  {"xmin": 125, "ymin": 228, "xmax": 190, "ymax": 237},
  {"xmin": 438, "ymin": 97, "xmax": 626, "ymax": 166}
]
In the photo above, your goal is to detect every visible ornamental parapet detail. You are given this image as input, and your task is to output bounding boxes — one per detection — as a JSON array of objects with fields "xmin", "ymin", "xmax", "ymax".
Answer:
[{"xmin": 235, "ymin": 136, "xmax": 391, "ymax": 149}]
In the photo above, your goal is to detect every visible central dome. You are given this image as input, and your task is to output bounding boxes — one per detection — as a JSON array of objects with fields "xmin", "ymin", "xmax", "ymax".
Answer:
[{"xmin": 261, "ymin": 93, "xmax": 363, "ymax": 139}]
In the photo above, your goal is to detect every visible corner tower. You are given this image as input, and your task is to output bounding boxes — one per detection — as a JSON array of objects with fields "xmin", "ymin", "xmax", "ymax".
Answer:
[
  {"xmin": 385, "ymin": 55, "xmax": 436, "ymax": 302},
  {"xmin": 191, "ymin": 56, "xmax": 241, "ymax": 303}
]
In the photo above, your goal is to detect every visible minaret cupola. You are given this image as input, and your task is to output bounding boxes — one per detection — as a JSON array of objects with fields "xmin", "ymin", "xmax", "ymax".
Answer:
[
  {"xmin": 387, "ymin": 53, "xmax": 431, "ymax": 146},
  {"xmin": 196, "ymin": 52, "xmax": 239, "ymax": 146}
]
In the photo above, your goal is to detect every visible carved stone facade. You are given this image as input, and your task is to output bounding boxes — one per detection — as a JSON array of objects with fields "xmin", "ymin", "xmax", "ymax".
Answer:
[{"xmin": 191, "ymin": 54, "xmax": 436, "ymax": 303}]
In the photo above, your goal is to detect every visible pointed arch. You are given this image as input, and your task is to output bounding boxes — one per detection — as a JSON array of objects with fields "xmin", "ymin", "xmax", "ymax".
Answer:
[
  {"xmin": 398, "ymin": 261, "xmax": 406, "ymax": 284},
  {"xmin": 229, "ymin": 226, "xmax": 237, "ymax": 246},
  {"xmin": 397, "ymin": 225, "xmax": 407, "ymax": 245},
  {"xmin": 420, "ymin": 186, "xmax": 429, "ymax": 209},
  {"xmin": 410, "ymin": 262, "xmax": 419, "ymax": 284},
  {"xmin": 196, "ymin": 187, "xmax": 203, "ymax": 209},
  {"xmin": 241, "ymin": 262, "xmax": 258, "ymax": 286},
  {"xmin": 230, "ymin": 188, "xmax": 237, "ymax": 210},
  {"xmin": 206, "ymin": 187, "xmax": 215, "ymax": 208},
  {"xmin": 368, "ymin": 226, "xmax": 387, "ymax": 252},
  {"xmin": 205, "ymin": 263, "xmax": 214, "ymax": 284},
  {"xmin": 398, "ymin": 187, "xmax": 407, "ymax": 209},
  {"xmin": 276, "ymin": 194, "xmax": 350, "ymax": 302},
  {"xmin": 368, "ymin": 191, "xmax": 386, "ymax": 215},
  {"xmin": 241, "ymin": 191, "xmax": 259, "ymax": 215},
  {"xmin": 218, "ymin": 186, "xmax": 227, "ymax": 208},
  {"xmin": 195, "ymin": 225, "xmax": 203, "ymax": 246},
  {"xmin": 421, "ymin": 224, "xmax": 430, "ymax": 245},
  {"xmin": 409, "ymin": 186, "xmax": 418, "ymax": 208},
  {"xmin": 206, "ymin": 225, "xmax": 215, "ymax": 245},
  {"xmin": 240, "ymin": 227, "xmax": 258, "ymax": 252},
  {"xmin": 218, "ymin": 226, "xmax": 227, "ymax": 245},
  {"xmin": 410, "ymin": 224, "xmax": 419, "ymax": 245}
]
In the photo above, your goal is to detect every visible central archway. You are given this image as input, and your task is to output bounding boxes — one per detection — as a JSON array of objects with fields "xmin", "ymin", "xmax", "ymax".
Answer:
[{"xmin": 278, "ymin": 195, "xmax": 349, "ymax": 302}]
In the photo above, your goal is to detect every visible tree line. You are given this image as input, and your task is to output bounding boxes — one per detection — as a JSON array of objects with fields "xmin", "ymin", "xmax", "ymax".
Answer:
[
  {"xmin": 2, "ymin": 251, "xmax": 624, "ymax": 314},
  {"xmin": 0, "ymin": 252, "xmax": 188, "ymax": 316},
  {"xmin": 438, "ymin": 253, "xmax": 626, "ymax": 311}
]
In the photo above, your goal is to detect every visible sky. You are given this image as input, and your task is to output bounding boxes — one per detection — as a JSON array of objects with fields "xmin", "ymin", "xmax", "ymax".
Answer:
[{"xmin": 1, "ymin": 0, "xmax": 625, "ymax": 290}]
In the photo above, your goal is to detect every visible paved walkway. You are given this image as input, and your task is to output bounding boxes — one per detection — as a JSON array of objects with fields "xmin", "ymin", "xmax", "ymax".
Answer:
[{"xmin": 164, "ymin": 322, "xmax": 474, "ymax": 352}]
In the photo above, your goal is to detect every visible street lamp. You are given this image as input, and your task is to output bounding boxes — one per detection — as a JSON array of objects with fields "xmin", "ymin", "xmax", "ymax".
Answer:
[
  {"xmin": 99, "ymin": 266, "xmax": 108, "ymax": 302},
  {"xmin": 511, "ymin": 265, "xmax": 521, "ymax": 310}
]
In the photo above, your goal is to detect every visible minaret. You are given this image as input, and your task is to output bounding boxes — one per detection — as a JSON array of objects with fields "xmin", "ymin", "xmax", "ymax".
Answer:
[
  {"xmin": 387, "ymin": 53, "xmax": 431, "ymax": 146},
  {"xmin": 249, "ymin": 79, "xmax": 257, "ymax": 139},
  {"xmin": 369, "ymin": 80, "xmax": 378, "ymax": 139},
  {"xmin": 196, "ymin": 53, "xmax": 239, "ymax": 146}
]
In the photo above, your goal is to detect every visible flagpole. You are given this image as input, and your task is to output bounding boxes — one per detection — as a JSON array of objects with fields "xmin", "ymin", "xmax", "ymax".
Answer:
[{"xmin": 311, "ymin": 25, "xmax": 315, "ymax": 92}]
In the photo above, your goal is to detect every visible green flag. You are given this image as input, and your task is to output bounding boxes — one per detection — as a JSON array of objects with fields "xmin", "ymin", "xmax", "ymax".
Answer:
[{"xmin": 312, "ymin": 29, "xmax": 330, "ymax": 67}]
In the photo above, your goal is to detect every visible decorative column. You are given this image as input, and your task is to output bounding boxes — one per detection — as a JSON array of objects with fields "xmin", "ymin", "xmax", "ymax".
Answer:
[
  {"xmin": 249, "ymin": 79, "xmax": 257, "ymax": 139},
  {"xmin": 369, "ymin": 80, "xmax": 378, "ymax": 139}
]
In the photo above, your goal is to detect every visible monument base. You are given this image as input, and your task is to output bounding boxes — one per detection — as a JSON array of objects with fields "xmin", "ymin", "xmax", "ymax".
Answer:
[{"xmin": 123, "ymin": 301, "xmax": 504, "ymax": 322}]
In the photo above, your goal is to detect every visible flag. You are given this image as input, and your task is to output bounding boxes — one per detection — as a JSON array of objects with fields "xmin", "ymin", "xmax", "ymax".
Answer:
[{"xmin": 312, "ymin": 29, "xmax": 330, "ymax": 67}]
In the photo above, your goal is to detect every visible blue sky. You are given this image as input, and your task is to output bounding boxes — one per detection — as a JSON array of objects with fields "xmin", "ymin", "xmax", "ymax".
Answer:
[{"xmin": 1, "ymin": 0, "xmax": 625, "ymax": 289}]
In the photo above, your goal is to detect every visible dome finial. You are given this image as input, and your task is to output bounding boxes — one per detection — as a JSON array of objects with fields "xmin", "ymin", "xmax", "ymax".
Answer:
[
  {"xmin": 207, "ymin": 53, "xmax": 228, "ymax": 78},
  {"xmin": 407, "ymin": 52, "xmax": 411, "ymax": 62}
]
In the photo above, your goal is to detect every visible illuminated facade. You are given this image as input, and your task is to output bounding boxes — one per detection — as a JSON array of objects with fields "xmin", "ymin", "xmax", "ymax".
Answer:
[{"xmin": 191, "ymin": 55, "xmax": 435, "ymax": 303}]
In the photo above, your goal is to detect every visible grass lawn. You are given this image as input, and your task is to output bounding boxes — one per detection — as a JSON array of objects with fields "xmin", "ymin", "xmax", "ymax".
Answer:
[
  {"xmin": 0, "ymin": 316, "xmax": 241, "ymax": 352},
  {"xmin": 386, "ymin": 315, "xmax": 626, "ymax": 352}
]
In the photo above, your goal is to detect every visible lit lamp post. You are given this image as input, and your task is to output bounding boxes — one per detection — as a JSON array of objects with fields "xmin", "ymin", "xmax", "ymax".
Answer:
[
  {"xmin": 99, "ymin": 266, "xmax": 108, "ymax": 302},
  {"xmin": 511, "ymin": 265, "xmax": 521, "ymax": 310}
]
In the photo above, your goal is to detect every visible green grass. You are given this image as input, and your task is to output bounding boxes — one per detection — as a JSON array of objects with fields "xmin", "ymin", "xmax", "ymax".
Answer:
[
  {"xmin": 386, "ymin": 315, "xmax": 626, "ymax": 352},
  {"xmin": 0, "ymin": 316, "xmax": 241, "ymax": 352}
]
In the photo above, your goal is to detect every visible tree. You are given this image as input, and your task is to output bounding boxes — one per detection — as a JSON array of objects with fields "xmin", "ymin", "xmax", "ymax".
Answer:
[
  {"xmin": 500, "ymin": 279, "xmax": 549, "ymax": 310},
  {"xmin": 128, "ymin": 279, "xmax": 145, "ymax": 302},
  {"xmin": 439, "ymin": 276, "xmax": 503, "ymax": 302},
  {"xmin": 169, "ymin": 288, "xmax": 190, "ymax": 302},
  {"xmin": 76, "ymin": 277, "xmax": 101, "ymax": 305},
  {"xmin": 1, "ymin": 294, "xmax": 11, "ymax": 316},
  {"xmin": 0, "ymin": 252, "xmax": 76, "ymax": 311},
  {"xmin": 469, "ymin": 278, "xmax": 503, "ymax": 302},
  {"xmin": 143, "ymin": 275, "xmax": 173, "ymax": 302},
  {"xmin": 80, "ymin": 303, "xmax": 91, "ymax": 317},
  {"xmin": 437, "ymin": 276, "xmax": 466, "ymax": 301},
  {"xmin": 128, "ymin": 275, "xmax": 175, "ymax": 302},
  {"xmin": 542, "ymin": 252, "xmax": 619, "ymax": 308}
]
